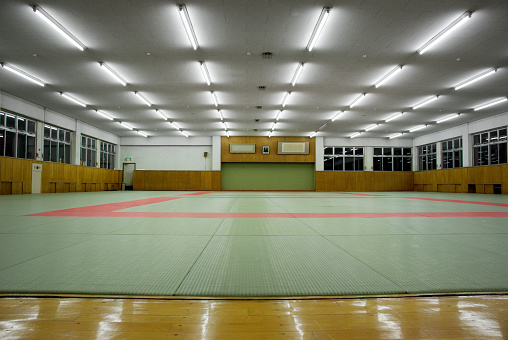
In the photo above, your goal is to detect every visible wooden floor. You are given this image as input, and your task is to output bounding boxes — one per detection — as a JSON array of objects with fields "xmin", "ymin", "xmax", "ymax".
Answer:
[{"xmin": 1, "ymin": 294, "xmax": 507, "ymax": 339}]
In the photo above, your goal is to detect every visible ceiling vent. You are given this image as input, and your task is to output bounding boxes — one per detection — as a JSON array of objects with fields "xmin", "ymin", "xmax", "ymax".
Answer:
[
  {"xmin": 258, "ymin": 86, "xmax": 266, "ymax": 90},
  {"xmin": 255, "ymin": 106, "xmax": 263, "ymax": 109},
  {"xmin": 262, "ymin": 52, "xmax": 273, "ymax": 59}
]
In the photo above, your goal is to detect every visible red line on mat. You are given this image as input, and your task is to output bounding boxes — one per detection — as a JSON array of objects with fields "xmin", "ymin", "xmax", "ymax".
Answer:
[
  {"xmin": 179, "ymin": 192, "xmax": 211, "ymax": 196},
  {"xmin": 402, "ymin": 196, "xmax": 508, "ymax": 208}
]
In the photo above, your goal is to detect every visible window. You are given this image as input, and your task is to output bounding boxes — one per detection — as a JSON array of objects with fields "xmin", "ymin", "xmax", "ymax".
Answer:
[
  {"xmin": 418, "ymin": 143, "xmax": 437, "ymax": 171},
  {"xmin": 373, "ymin": 147, "xmax": 412, "ymax": 171},
  {"xmin": 43, "ymin": 124, "xmax": 71, "ymax": 164},
  {"xmin": 81, "ymin": 136, "xmax": 97, "ymax": 167},
  {"xmin": 100, "ymin": 141, "xmax": 116, "ymax": 169},
  {"xmin": 442, "ymin": 137, "xmax": 463, "ymax": 169},
  {"xmin": 0, "ymin": 111, "xmax": 36, "ymax": 160},
  {"xmin": 324, "ymin": 147, "xmax": 364, "ymax": 171},
  {"xmin": 473, "ymin": 127, "xmax": 507, "ymax": 166}
]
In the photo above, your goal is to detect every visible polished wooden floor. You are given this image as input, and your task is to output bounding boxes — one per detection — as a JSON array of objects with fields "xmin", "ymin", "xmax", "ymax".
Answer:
[{"xmin": 1, "ymin": 294, "xmax": 507, "ymax": 339}]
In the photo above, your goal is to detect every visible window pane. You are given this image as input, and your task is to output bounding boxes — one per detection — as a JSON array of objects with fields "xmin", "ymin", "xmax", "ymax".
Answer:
[
  {"xmin": 50, "ymin": 141, "xmax": 58, "ymax": 162},
  {"xmin": 0, "ymin": 112, "xmax": 4, "ymax": 126},
  {"xmin": 344, "ymin": 157, "xmax": 354, "ymax": 170},
  {"xmin": 442, "ymin": 142, "xmax": 447, "ymax": 151},
  {"xmin": 92, "ymin": 139, "xmax": 96, "ymax": 149},
  {"xmin": 383, "ymin": 148, "xmax": 392, "ymax": 156},
  {"xmin": 59, "ymin": 129, "xmax": 65, "ymax": 141},
  {"xmin": 490, "ymin": 130, "xmax": 498, "ymax": 143},
  {"xmin": 334, "ymin": 147, "xmax": 343, "ymax": 155},
  {"xmin": 0, "ymin": 131, "xmax": 4, "ymax": 156},
  {"xmin": 393, "ymin": 157, "xmax": 402, "ymax": 171},
  {"xmin": 81, "ymin": 147, "xmax": 86, "ymax": 166},
  {"xmin": 5, "ymin": 131, "xmax": 16, "ymax": 157},
  {"xmin": 324, "ymin": 156, "xmax": 334, "ymax": 170},
  {"xmin": 480, "ymin": 145, "xmax": 489, "ymax": 165},
  {"xmin": 44, "ymin": 139, "xmax": 50, "ymax": 161},
  {"xmin": 453, "ymin": 138, "xmax": 460, "ymax": 149},
  {"xmin": 64, "ymin": 144, "xmax": 71, "ymax": 164},
  {"xmin": 393, "ymin": 148, "xmax": 402, "ymax": 156},
  {"xmin": 403, "ymin": 157, "xmax": 412, "ymax": 171},
  {"xmin": 87, "ymin": 149, "xmax": 92, "ymax": 167},
  {"xmin": 27, "ymin": 120, "xmax": 36, "ymax": 134},
  {"xmin": 51, "ymin": 127, "xmax": 57, "ymax": 140},
  {"xmin": 354, "ymin": 157, "xmax": 363, "ymax": 171},
  {"xmin": 65, "ymin": 131, "xmax": 71, "ymax": 143},
  {"xmin": 473, "ymin": 147, "xmax": 481, "ymax": 166},
  {"xmin": 45, "ymin": 126, "xmax": 51, "ymax": 138},
  {"xmin": 499, "ymin": 143, "xmax": 507, "ymax": 164},
  {"xmin": 473, "ymin": 135, "xmax": 480, "ymax": 146},
  {"xmin": 448, "ymin": 140, "xmax": 453, "ymax": 150},
  {"xmin": 18, "ymin": 118, "xmax": 26, "ymax": 131},
  {"xmin": 481, "ymin": 133, "xmax": 488, "ymax": 144},
  {"xmin": 431, "ymin": 144, "xmax": 436, "ymax": 153},
  {"xmin": 403, "ymin": 148, "xmax": 411, "ymax": 156},
  {"xmin": 454, "ymin": 150, "xmax": 462, "ymax": 168},
  {"xmin": 334, "ymin": 157, "xmax": 344, "ymax": 171},
  {"xmin": 17, "ymin": 134, "xmax": 26, "ymax": 158},
  {"xmin": 373, "ymin": 157, "xmax": 382, "ymax": 171},
  {"xmin": 344, "ymin": 147, "xmax": 353, "ymax": 156},
  {"xmin": 419, "ymin": 156, "xmax": 426, "ymax": 171},
  {"xmin": 354, "ymin": 148, "xmax": 363, "ymax": 156},
  {"xmin": 499, "ymin": 128, "xmax": 507, "ymax": 142},
  {"xmin": 374, "ymin": 148, "xmax": 382, "ymax": 156},
  {"xmin": 490, "ymin": 144, "xmax": 499, "ymax": 165},
  {"xmin": 6, "ymin": 114, "xmax": 16, "ymax": 129},
  {"xmin": 324, "ymin": 147, "xmax": 333, "ymax": 155},
  {"xmin": 109, "ymin": 153, "xmax": 115, "ymax": 169},
  {"xmin": 82, "ymin": 136, "xmax": 86, "ymax": 147},
  {"xmin": 383, "ymin": 157, "xmax": 392, "ymax": 171},
  {"xmin": 59, "ymin": 143, "xmax": 65, "ymax": 163}
]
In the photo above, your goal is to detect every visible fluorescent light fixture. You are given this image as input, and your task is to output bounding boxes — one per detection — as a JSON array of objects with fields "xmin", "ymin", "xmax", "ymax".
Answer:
[
  {"xmin": 374, "ymin": 65, "xmax": 403, "ymax": 88},
  {"xmin": 211, "ymin": 91, "xmax": 219, "ymax": 107},
  {"xmin": 199, "ymin": 61, "xmax": 211, "ymax": 85},
  {"xmin": 454, "ymin": 68, "xmax": 498, "ymax": 90},
  {"xmin": 155, "ymin": 109, "xmax": 167, "ymax": 120},
  {"xmin": 170, "ymin": 122, "xmax": 180, "ymax": 130},
  {"xmin": 318, "ymin": 123, "xmax": 327, "ymax": 131},
  {"xmin": 32, "ymin": 5, "xmax": 86, "ymax": 51},
  {"xmin": 413, "ymin": 95, "xmax": 439, "ymax": 109},
  {"xmin": 291, "ymin": 63, "xmax": 304, "ymax": 86},
  {"xmin": 180, "ymin": 130, "xmax": 189, "ymax": 137},
  {"xmin": 95, "ymin": 110, "xmax": 114, "ymax": 120},
  {"xmin": 226, "ymin": 131, "xmax": 230, "ymax": 138},
  {"xmin": 350, "ymin": 132, "xmax": 361, "ymax": 139},
  {"xmin": 59, "ymin": 92, "xmax": 86, "ymax": 107},
  {"xmin": 119, "ymin": 122, "xmax": 133, "ymax": 130},
  {"xmin": 409, "ymin": 125, "xmax": 426, "ymax": 133},
  {"xmin": 281, "ymin": 92, "xmax": 291, "ymax": 107},
  {"xmin": 417, "ymin": 11, "xmax": 472, "ymax": 55},
  {"xmin": 134, "ymin": 91, "xmax": 152, "ymax": 106},
  {"xmin": 271, "ymin": 122, "xmax": 277, "ymax": 131},
  {"xmin": 307, "ymin": 7, "xmax": 331, "ymax": 51},
  {"xmin": 389, "ymin": 133, "xmax": 403, "ymax": 139},
  {"xmin": 222, "ymin": 121, "xmax": 228, "ymax": 130},
  {"xmin": 309, "ymin": 132, "xmax": 317, "ymax": 138},
  {"xmin": 178, "ymin": 4, "xmax": 199, "ymax": 50},
  {"xmin": 349, "ymin": 93, "xmax": 366, "ymax": 108},
  {"xmin": 385, "ymin": 112, "xmax": 403, "ymax": 122},
  {"xmin": 0, "ymin": 62, "xmax": 45, "ymax": 86},
  {"xmin": 99, "ymin": 62, "xmax": 127, "ymax": 86},
  {"xmin": 331, "ymin": 111, "xmax": 345, "ymax": 121},
  {"xmin": 268, "ymin": 131, "xmax": 272, "ymax": 138},
  {"xmin": 473, "ymin": 97, "xmax": 507, "ymax": 111},
  {"xmin": 217, "ymin": 110, "xmax": 224, "ymax": 121},
  {"xmin": 365, "ymin": 124, "xmax": 378, "ymax": 131},
  {"xmin": 275, "ymin": 110, "xmax": 282, "ymax": 121},
  {"xmin": 436, "ymin": 113, "xmax": 460, "ymax": 123},
  {"xmin": 136, "ymin": 130, "xmax": 148, "ymax": 137}
]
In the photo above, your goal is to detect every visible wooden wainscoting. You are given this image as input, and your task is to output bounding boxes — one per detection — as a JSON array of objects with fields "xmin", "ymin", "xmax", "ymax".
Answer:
[
  {"xmin": 413, "ymin": 164, "xmax": 508, "ymax": 194},
  {"xmin": 0, "ymin": 156, "xmax": 122, "ymax": 194},
  {"xmin": 133, "ymin": 170, "xmax": 221, "ymax": 191},
  {"xmin": 315, "ymin": 171, "xmax": 414, "ymax": 191}
]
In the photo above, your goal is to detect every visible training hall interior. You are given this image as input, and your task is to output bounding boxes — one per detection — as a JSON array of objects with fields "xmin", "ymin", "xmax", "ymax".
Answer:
[{"xmin": 1, "ymin": 0, "xmax": 508, "ymax": 338}]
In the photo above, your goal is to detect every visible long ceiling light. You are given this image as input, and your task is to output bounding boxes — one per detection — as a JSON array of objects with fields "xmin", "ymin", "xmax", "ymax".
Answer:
[
  {"xmin": 275, "ymin": 110, "xmax": 282, "ymax": 121},
  {"xmin": 181, "ymin": 131, "xmax": 189, "ymax": 137},
  {"xmin": 413, "ymin": 95, "xmax": 439, "ymax": 109},
  {"xmin": 119, "ymin": 122, "xmax": 133, "ymax": 130},
  {"xmin": 134, "ymin": 91, "xmax": 152, "ymax": 106},
  {"xmin": 409, "ymin": 125, "xmax": 427, "ymax": 133},
  {"xmin": 178, "ymin": 4, "xmax": 199, "ymax": 50},
  {"xmin": 32, "ymin": 5, "xmax": 86, "ymax": 51},
  {"xmin": 365, "ymin": 124, "xmax": 378, "ymax": 131},
  {"xmin": 0, "ymin": 62, "xmax": 45, "ymax": 86},
  {"xmin": 59, "ymin": 92, "xmax": 87, "ymax": 107},
  {"xmin": 385, "ymin": 112, "xmax": 404, "ymax": 122},
  {"xmin": 136, "ymin": 130, "xmax": 148, "ymax": 138},
  {"xmin": 350, "ymin": 132, "xmax": 361, "ymax": 139},
  {"xmin": 389, "ymin": 133, "xmax": 403, "ymax": 139},
  {"xmin": 281, "ymin": 92, "xmax": 291, "ymax": 107},
  {"xmin": 453, "ymin": 68, "xmax": 498, "ymax": 90},
  {"xmin": 417, "ymin": 11, "xmax": 472, "ymax": 55},
  {"xmin": 99, "ymin": 62, "xmax": 127, "ymax": 86},
  {"xmin": 95, "ymin": 110, "xmax": 114, "ymax": 120},
  {"xmin": 436, "ymin": 113, "xmax": 460, "ymax": 123},
  {"xmin": 473, "ymin": 97, "xmax": 507, "ymax": 111},
  {"xmin": 271, "ymin": 122, "xmax": 277, "ymax": 131},
  {"xmin": 349, "ymin": 93, "xmax": 366, "ymax": 108},
  {"xmin": 217, "ymin": 110, "xmax": 224, "ymax": 121},
  {"xmin": 291, "ymin": 63, "xmax": 305, "ymax": 86},
  {"xmin": 199, "ymin": 61, "xmax": 211, "ymax": 85},
  {"xmin": 307, "ymin": 7, "xmax": 331, "ymax": 51},
  {"xmin": 331, "ymin": 111, "xmax": 345, "ymax": 121},
  {"xmin": 226, "ymin": 131, "xmax": 230, "ymax": 138},
  {"xmin": 170, "ymin": 122, "xmax": 180, "ymax": 130},
  {"xmin": 374, "ymin": 65, "xmax": 403, "ymax": 88},
  {"xmin": 211, "ymin": 91, "xmax": 219, "ymax": 107},
  {"xmin": 155, "ymin": 109, "xmax": 168, "ymax": 120},
  {"xmin": 309, "ymin": 132, "xmax": 317, "ymax": 138}
]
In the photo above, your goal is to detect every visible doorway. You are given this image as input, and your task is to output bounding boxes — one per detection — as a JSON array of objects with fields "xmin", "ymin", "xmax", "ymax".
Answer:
[{"xmin": 123, "ymin": 163, "xmax": 136, "ymax": 190}]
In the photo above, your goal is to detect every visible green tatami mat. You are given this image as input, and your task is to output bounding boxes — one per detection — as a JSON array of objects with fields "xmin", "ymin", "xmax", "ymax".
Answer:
[
  {"xmin": 216, "ymin": 218, "xmax": 319, "ymax": 236},
  {"xmin": 326, "ymin": 235, "xmax": 508, "ymax": 294},
  {"xmin": 175, "ymin": 236, "xmax": 404, "ymax": 296},
  {"xmin": 0, "ymin": 235, "xmax": 210, "ymax": 295}
]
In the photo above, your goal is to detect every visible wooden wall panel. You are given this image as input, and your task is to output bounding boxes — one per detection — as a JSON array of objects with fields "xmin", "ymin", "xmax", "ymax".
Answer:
[
  {"xmin": 133, "ymin": 171, "xmax": 221, "ymax": 191},
  {"xmin": 315, "ymin": 172, "xmax": 413, "ymax": 192},
  {"xmin": 221, "ymin": 136, "xmax": 315, "ymax": 163}
]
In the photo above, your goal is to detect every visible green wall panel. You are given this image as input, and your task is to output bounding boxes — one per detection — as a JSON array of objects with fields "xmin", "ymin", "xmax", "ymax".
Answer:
[{"xmin": 221, "ymin": 163, "xmax": 315, "ymax": 190}]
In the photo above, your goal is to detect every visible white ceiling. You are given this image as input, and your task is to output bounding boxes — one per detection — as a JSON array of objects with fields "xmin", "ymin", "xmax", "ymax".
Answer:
[{"xmin": 1, "ymin": 0, "xmax": 507, "ymax": 139}]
